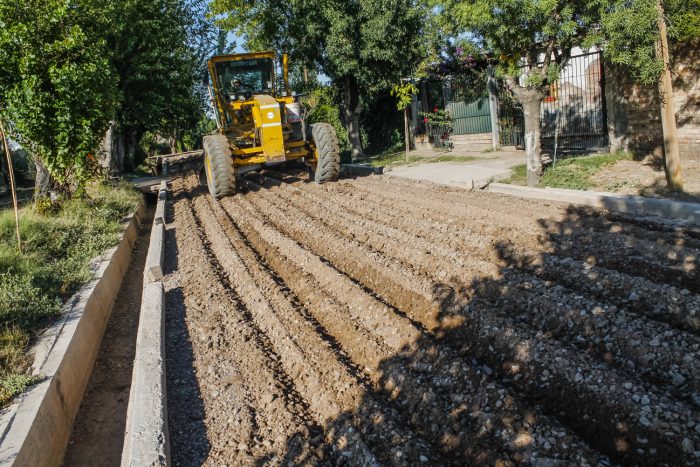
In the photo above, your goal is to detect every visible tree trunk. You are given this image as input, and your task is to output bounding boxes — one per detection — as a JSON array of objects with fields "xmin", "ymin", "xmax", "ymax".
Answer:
[
  {"xmin": 508, "ymin": 79, "xmax": 545, "ymax": 186},
  {"xmin": 98, "ymin": 122, "xmax": 126, "ymax": 176},
  {"xmin": 341, "ymin": 76, "xmax": 365, "ymax": 162},
  {"xmin": 522, "ymin": 95, "xmax": 543, "ymax": 186},
  {"xmin": 656, "ymin": 0, "xmax": 683, "ymax": 191},
  {"xmin": 169, "ymin": 131, "xmax": 179, "ymax": 154},
  {"xmin": 404, "ymin": 107, "xmax": 410, "ymax": 162},
  {"xmin": 124, "ymin": 127, "xmax": 141, "ymax": 172},
  {"xmin": 34, "ymin": 156, "xmax": 56, "ymax": 198}
]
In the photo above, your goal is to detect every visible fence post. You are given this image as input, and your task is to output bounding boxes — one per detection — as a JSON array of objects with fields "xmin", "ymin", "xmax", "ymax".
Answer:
[{"xmin": 487, "ymin": 66, "xmax": 500, "ymax": 150}]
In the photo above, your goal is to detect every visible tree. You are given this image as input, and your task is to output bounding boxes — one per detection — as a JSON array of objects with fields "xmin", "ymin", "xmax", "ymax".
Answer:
[
  {"xmin": 391, "ymin": 82, "xmax": 418, "ymax": 161},
  {"xmin": 434, "ymin": 0, "xmax": 600, "ymax": 186},
  {"xmin": 98, "ymin": 0, "xmax": 210, "ymax": 172},
  {"xmin": 600, "ymin": 0, "xmax": 700, "ymax": 190},
  {"xmin": 210, "ymin": 0, "xmax": 425, "ymax": 161},
  {"xmin": 0, "ymin": 0, "xmax": 118, "ymax": 195},
  {"xmin": 0, "ymin": 0, "xmax": 210, "ymax": 194}
]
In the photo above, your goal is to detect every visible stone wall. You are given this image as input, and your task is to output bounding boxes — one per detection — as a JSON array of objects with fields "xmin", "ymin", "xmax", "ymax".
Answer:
[{"xmin": 605, "ymin": 41, "xmax": 700, "ymax": 161}]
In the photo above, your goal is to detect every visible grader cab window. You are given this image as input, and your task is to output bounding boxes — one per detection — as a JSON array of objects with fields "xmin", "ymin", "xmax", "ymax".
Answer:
[{"xmin": 215, "ymin": 58, "xmax": 274, "ymax": 98}]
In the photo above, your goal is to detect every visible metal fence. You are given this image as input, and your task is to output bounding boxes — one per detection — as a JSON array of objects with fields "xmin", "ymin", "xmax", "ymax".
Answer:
[
  {"xmin": 498, "ymin": 97, "xmax": 525, "ymax": 148},
  {"xmin": 497, "ymin": 51, "xmax": 608, "ymax": 152},
  {"xmin": 540, "ymin": 51, "xmax": 608, "ymax": 151}
]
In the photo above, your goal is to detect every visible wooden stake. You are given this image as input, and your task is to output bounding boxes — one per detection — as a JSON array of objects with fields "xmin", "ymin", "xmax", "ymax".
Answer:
[
  {"xmin": 656, "ymin": 0, "xmax": 683, "ymax": 191},
  {"xmin": 404, "ymin": 107, "xmax": 410, "ymax": 162},
  {"xmin": 0, "ymin": 118, "xmax": 21, "ymax": 253}
]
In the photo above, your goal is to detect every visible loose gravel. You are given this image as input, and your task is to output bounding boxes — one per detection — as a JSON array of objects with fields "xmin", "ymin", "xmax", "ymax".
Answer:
[{"xmin": 164, "ymin": 169, "xmax": 700, "ymax": 466}]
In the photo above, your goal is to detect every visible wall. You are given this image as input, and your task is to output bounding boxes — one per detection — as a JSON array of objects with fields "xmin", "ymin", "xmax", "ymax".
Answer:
[{"xmin": 605, "ymin": 41, "xmax": 700, "ymax": 161}]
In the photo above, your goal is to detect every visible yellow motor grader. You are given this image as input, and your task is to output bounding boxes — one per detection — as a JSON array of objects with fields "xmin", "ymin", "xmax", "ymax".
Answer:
[{"xmin": 202, "ymin": 51, "xmax": 340, "ymax": 197}]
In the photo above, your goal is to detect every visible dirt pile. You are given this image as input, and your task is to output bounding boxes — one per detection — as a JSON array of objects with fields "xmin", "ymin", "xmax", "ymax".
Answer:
[{"xmin": 164, "ymin": 169, "xmax": 700, "ymax": 466}]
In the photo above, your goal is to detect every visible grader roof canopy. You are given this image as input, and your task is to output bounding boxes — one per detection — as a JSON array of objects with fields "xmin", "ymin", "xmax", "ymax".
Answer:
[{"xmin": 214, "ymin": 57, "xmax": 274, "ymax": 96}]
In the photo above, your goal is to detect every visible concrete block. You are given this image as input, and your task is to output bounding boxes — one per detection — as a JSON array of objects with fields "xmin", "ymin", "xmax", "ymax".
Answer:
[
  {"xmin": 154, "ymin": 186, "xmax": 167, "ymax": 226},
  {"xmin": 340, "ymin": 164, "xmax": 383, "ymax": 176},
  {"xmin": 487, "ymin": 183, "xmax": 700, "ymax": 226},
  {"xmin": 0, "ymin": 203, "xmax": 144, "ymax": 467},
  {"xmin": 145, "ymin": 223, "xmax": 165, "ymax": 283},
  {"xmin": 121, "ymin": 282, "xmax": 168, "ymax": 467}
]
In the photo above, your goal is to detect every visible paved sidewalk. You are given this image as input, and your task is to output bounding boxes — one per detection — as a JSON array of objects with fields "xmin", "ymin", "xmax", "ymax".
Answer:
[{"xmin": 386, "ymin": 150, "xmax": 523, "ymax": 188}]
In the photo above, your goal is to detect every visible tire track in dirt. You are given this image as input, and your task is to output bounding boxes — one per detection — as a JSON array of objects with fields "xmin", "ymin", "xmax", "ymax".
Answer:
[
  {"xmin": 165, "ymin": 170, "xmax": 700, "ymax": 466},
  {"xmin": 352, "ymin": 176, "xmax": 700, "ymax": 292},
  {"xmin": 291, "ymin": 174, "xmax": 700, "ymax": 334},
  {"xmin": 195, "ymin": 189, "xmax": 443, "ymax": 466},
  {"xmin": 220, "ymin": 184, "xmax": 606, "ymax": 465},
  {"xmin": 255, "ymin": 175, "xmax": 700, "ymax": 404},
  {"xmin": 237, "ymin": 175, "xmax": 700, "ymax": 465},
  {"xmin": 168, "ymin": 182, "xmax": 331, "ymax": 465}
]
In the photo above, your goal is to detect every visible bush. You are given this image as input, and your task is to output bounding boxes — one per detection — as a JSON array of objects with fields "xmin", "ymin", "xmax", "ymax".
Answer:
[{"xmin": 0, "ymin": 180, "xmax": 140, "ymax": 405}]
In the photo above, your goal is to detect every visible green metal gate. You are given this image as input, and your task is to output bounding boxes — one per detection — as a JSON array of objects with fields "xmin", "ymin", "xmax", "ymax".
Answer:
[{"xmin": 446, "ymin": 97, "xmax": 491, "ymax": 135}]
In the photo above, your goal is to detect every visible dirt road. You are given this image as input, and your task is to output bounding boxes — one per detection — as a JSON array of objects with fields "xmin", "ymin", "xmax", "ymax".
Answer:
[{"xmin": 164, "ymin": 169, "xmax": 700, "ymax": 466}]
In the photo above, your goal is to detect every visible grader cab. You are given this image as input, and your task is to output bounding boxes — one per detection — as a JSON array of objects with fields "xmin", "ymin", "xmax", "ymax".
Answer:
[{"xmin": 202, "ymin": 51, "xmax": 340, "ymax": 198}]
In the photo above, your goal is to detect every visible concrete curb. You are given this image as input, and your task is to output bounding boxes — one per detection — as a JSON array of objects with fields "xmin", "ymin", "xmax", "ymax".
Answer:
[
  {"xmin": 121, "ymin": 186, "xmax": 170, "ymax": 467},
  {"xmin": 341, "ymin": 163, "xmax": 384, "ymax": 176},
  {"xmin": 145, "ymin": 223, "xmax": 165, "ymax": 283},
  {"xmin": 154, "ymin": 181, "xmax": 167, "ymax": 225},
  {"xmin": 0, "ymin": 202, "xmax": 145, "ymax": 467},
  {"xmin": 487, "ymin": 183, "xmax": 700, "ymax": 226},
  {"xmin": 121, "ymin": 282, "xmax": 168, "ymax": 467},
  {"xmin": 146, "ymin": 183, "xmax": 166, "ymax": 282}
]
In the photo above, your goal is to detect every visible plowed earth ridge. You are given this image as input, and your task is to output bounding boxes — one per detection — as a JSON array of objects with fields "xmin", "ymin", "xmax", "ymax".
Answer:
[{"xmin": 165, "ymin": 170, "xmax": 700, "ymax": 466}]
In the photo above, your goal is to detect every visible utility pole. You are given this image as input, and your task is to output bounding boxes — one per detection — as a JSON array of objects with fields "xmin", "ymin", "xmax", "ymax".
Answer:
[
  {"xmin": 0, "ymin": 118, "xmax": 21, "ymax": 253},
  {"xmin": 656, "ymin": 0, "xmax": 683, "ymax": 190}
]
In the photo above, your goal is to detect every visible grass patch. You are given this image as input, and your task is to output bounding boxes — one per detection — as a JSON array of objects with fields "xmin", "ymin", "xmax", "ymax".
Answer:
[
  {"xmin": 428, "ymin": 155, "xmax": 478, "ymax": 164},
  {"xmin": 368, "ymin": 150, "xmax": 479, "ymax": 167},
  {"xmin": 501, "ymin": 151, "xmax": 633, "ymax": 189},
  {"xmin": 0, "ymin": 181, "xmax": 140, "ymax": 405}
]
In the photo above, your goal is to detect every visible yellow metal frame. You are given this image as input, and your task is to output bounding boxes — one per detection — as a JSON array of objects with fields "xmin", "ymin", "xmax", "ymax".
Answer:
[{"xmin": 207, "ymin": 51, "xmax": 316, "ymax": 169}]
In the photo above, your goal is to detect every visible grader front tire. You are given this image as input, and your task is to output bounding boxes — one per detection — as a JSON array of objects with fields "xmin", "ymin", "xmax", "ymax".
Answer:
[
  {"xmin": 310, "ymin": 123, "xmax": 340, "ymax": 183},
  {"xmin": 203, "ymin": 134, "xmax": 236, "ymax": 198}
]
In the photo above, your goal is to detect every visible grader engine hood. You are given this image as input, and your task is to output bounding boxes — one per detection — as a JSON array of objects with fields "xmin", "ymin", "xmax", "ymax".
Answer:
[{"xmin": 251, "ymin": 94, "xmax": 285, "ymax": 162}]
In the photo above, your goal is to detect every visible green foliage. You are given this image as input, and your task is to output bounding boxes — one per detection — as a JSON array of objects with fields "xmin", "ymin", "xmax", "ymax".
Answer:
[
  {"xmin": 303, "ymin": 87, "xmax": 350, "ymax": 154},
  {"xmin": 391, "ymin": 82, "xmax": 418, "ymax": 111},
  {"xmin": 368, "ymin": 150, "xmax": 478, "ymax": 167},
  {"xmin": 212, "ymin": 0, "xmax": 428, "ymax": 157},
  {"xmin": 600, "ymin": 0, "xmax": 663, "ymax": 85},
  {"xmin": 0, "ymin": 0, "xmax": 118, "ymax": 188},
  {"xmin": 600, "ymin": 0, "xmax": 700, "ymax": 85},
  {"xmin": 0, "ymin": 181, "xmax": 139, "ymax": 405},
  {"xmin": 0, "ymin": 371, "xmax": 39, "ymax": 406},
  {"xmin": 420, "ymin": 109, "xmax": 453, "ymax": 128},
  {"xmin": 212, "ymin": 0, "xmax": 427, "ymax": 93},
  {"xmin": 316, "ymin": 0, "xmax": 425, "ymax": 95},
  {"xmin": 0, "ymin": 274, "xmax": 58, "ymax": 330},
  {"xmin": 105, "ymin": 0, "xmax": 208, "ymax": 138},
  {"xmin": 0, "ymin": 0, "xmax": 210, "ymax": 188},
  {"xmin": 433, "ymin": 0, "xmax": 601, "ymax": 91},
  {"xmin": 503, "ymin": 152, "xmax": 634, "ymax": 189}
]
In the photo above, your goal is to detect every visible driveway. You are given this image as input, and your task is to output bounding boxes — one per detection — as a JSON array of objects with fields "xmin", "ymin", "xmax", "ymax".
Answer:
[{"xmin": 386, "ymin": 150, "xmax": 523, "ymax": 188}]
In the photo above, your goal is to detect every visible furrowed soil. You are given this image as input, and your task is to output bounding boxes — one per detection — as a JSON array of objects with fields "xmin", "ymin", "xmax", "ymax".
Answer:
[{"xmin": 164, "ymin": 168, "xmax": 700, "ymax": 466}]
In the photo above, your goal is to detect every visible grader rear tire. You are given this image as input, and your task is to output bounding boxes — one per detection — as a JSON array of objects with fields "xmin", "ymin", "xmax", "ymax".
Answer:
[
  {"xmin": 310, "ymin": 123, "xmax": 340, "ymax": 183},
  {"xmin": 203, "ymin": 134, "xmax": 236, "ymax": 198}
]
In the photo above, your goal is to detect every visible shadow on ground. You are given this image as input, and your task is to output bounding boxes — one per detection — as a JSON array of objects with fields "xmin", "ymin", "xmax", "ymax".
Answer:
[{"xmin": 263, "ymin": 195, "xmax": 699, "ymax": 465}]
